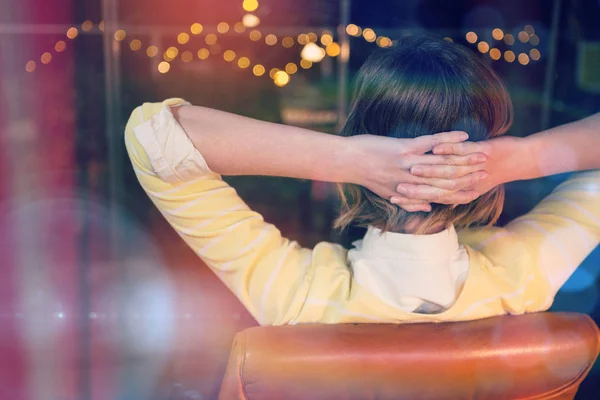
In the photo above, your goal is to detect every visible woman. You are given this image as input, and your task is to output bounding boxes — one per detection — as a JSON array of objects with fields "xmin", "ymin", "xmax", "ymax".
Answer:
[{"xmin": 124, "ymin": 36, "xmax": 599, "ymax": 325}]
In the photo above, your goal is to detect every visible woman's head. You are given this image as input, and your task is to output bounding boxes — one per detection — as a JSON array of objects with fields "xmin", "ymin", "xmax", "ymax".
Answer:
[{"xmin": 335, "ymin": 36, "xmax": 513, "ymax": 234}]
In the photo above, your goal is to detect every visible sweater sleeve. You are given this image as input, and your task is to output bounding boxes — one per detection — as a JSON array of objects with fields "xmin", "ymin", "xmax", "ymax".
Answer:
[
  {"xmin": 460, "ymin": 171, "xmax": 600, "ymax": 312},
  {"xmin": 123, "ymin": 99, "xmax": 314, "ymax": 325}
]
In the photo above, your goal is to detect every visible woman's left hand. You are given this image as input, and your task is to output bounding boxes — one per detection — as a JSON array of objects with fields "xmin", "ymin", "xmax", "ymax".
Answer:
[{"xmin": 348, "ymin": 131, "xmax": 489, "ymax": 212}]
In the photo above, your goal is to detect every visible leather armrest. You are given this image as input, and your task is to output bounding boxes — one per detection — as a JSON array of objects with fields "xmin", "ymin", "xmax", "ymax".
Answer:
[{"xmin": 219, "ymin": 313, "xmax": 600, "ymax": 400}]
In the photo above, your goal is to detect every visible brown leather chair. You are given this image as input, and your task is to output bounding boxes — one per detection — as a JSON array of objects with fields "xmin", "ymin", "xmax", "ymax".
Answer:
[{"xmin": 219, "ymin": 313, "xmax": 600, "ymax": 400}]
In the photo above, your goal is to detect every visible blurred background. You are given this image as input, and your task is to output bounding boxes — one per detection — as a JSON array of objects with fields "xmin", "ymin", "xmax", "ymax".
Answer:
[{"xmin": 1, "ymin": 0, "xmax": 599, "ymax": 399}]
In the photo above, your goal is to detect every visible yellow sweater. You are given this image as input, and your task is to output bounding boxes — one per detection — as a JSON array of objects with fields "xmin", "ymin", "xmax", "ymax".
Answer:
[{"xmin": 124, "ymin": 99, "xmax": 600, "ymax": 325}]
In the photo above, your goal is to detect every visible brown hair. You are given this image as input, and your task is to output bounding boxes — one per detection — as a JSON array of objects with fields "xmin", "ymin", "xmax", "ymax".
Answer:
[{"xmin": 335, "ymin": 36, "xmax": 513, "ymax": 234}]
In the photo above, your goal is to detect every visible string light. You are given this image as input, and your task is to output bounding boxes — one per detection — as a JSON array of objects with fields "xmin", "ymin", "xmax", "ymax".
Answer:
[
  {"xmin": 529, "ymin": 48, "xmax": 541, "ymax": 61},
  {"xmin": 362, "ymin": 28, "xmax": 376, "ymax": 42},
  {"xmin": 269, "ymin": 68, "xmax": 279, "ymax": 79},
  {"xmin": 273, "ymin": 70, "xmax": 290, "ymax": 87},
  {"xmin": 307, "ymin": 32, "xmax": 318, "ymax": 42},
  {"xmin": 66, "ymin": 27, "xmax": 79, "ymax": 39},
  {"xmin": 477, "ymin": 41, "xmax": 489, "ymax": 53},
  {"xmin": 181, "ymin": 51, "xmax": 193, "ymax": 62},
  {"xmin": 504, "ymin": 50, "xmax": 516, "ymax": 62},
  {"xmin": 223, "ymin": 50, "xmax": 236, "ymax": 62},
  {"xmin": 25, "ymin": 60, "xmax": 36, "ymax": 72},
  {"xmin": 129, "ymin": 39, "xmax": 142, "ymax": 51},
  {"xmin": 285, "ymin": 62, "xmax": 298, "ymax": 74},
  {"xmin": 197, "ymin": 48, "xmax": 210, "ymax": 59},
  {"xmin": 466, "ymin": 32, "xmax": 477, "ymax": 44},
  {"xmin": 518, "ymin": 53, "xmax": 530, "ymax": 65},
  {"xmin": 158, "ymin": 61, "xmax": 171, "ymax": 73},
  {"xmin": 242, "ymin": 14, "xmax": 260, "ymax": 28},
  {"xmin": 492, "ymin": 28, "xmax": 504, "ymax": 40},
  {"xmin": 249, "ymin": 30, "xmax": 262, "ymax": 41},
  {"xmin": 253, "ymin": 64, "xmax": 265, "ymax": 76},
  {"xmin": 489, "ymin": 48, "xmax": 501, "ymax": 60},
  {"xmin": 326, "ymin": 42, "xmax": 341, "ymax": 56},
  {"xmin": 217, "ymin": 22, "xmax": 230, "ymax": 34},
  {"xmin": 82, "ymin": 20, "xmax": 93, "ymax": 32},
  {"xmin": 518, "ymin": 31, "xmax": 529, "ymax": 43},
  {"xmin": 301, "ymin": 42, "xmax": 326, "ymax": 62},
  {"xmin": 54, "ymin": 41, "xmax": 67, "ymax": 52},
  {"xmin": 146, "ymin": 46, "xmax": 159, "ymax": 57},
  {"xmin": 41, "ymin": 52, "xmax": 52, "ymax": 64},
  {"xmin": 191, "ymin": 23, "xmax": 203, "ymax": 35},
  {"xmin": 178, "ymin": 33, "xmax": 190, "ymax": 44},
  {"xmin": 238, "ymin": 57, "xmax": 250, "ymax": 68},
  {"xmin": 114, "ymin": 29, "xmax": 126, "ymax": 41},
  {"xmin": 98, "ymin": 20, "xmax": 104, "ymax": 32},
  {"xmin": 503, "ymin": 34, "xmax": 515, "ymax": 45}
]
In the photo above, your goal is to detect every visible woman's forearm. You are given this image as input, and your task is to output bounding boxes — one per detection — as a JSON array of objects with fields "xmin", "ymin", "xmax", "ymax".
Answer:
[
  {"xmin": 172, "ymin": 105, "xmax": 353, "ymax": 183},
  {"xmin": 522, "ymin": 112, "xmax": 600, "ymax": 180}
]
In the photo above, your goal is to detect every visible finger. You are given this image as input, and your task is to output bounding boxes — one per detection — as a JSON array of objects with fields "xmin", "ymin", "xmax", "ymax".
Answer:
[
  {"xmin": 411, "ymin": 153, "xmax": 487, "ymax": 166},
  {"xmin": 411, "ymin": 171, "xmax": 489, "ymax": 191},
  {"xmin": 410, "ymin": 164, "xmax": 485, "ymax": 179},
  {"xmin": 396, "ymin": 184, "xmax": 480, "ymax": 203},
  {"xmin": 401, "ymin": 204, "xmax": 433, "ymax": 213},
  {"xmin": 389, "ymin": 195, "xmax": 430, "ymax": 206},
  {"xmin": 433, "ymin": 141, "xmax": 490, "ymax": 156},
  {"xmin": 412, "ymin": 131, "xmax": 468, "ymax": 153}
]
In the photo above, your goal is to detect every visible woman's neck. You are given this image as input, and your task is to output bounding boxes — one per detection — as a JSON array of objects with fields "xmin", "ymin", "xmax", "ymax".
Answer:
[{"xmin": 379, "ymin": 216, "xmax": 447, "ymax": 235}]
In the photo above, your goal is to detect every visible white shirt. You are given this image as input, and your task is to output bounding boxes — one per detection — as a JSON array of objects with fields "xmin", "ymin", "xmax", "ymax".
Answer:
[{"xmin": 348, "ymin": 225, "xmax": 469, "ymax": 314}]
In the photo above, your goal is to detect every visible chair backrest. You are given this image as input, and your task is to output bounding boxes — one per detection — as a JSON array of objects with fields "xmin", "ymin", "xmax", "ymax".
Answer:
[{"xmin": 219, "ymin": 313, "xmax": 600, "ymax": 400}]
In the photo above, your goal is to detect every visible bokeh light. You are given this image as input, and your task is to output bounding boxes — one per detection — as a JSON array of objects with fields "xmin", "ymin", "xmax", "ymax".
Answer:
[
  {"xmin": 190, "ymin": 23, "xmax": 203, "ymax": 35},
  {"xmin": 210, "ymin": 44, "xmax": 222, "ymax": 54},
  {"xmin": 40, "ymin": 52, "xmax": 52, "ymax": 64},
  {"xmin": 252, "ymin": 64, "xmax": 265, "ymax": 76},
  {"xmin": 300, "ymin": 59, "xmax": 312, "ymax": 69},
  {"xmin": 518, "ymin": 31, "xmax": 529, "ymax": 43},
  {"xmin": 234, "ymin": 22, "xmax": 246, "ymax": 33},
  {"xmin": 282, "ymin": 36, "xmax": 295, "ymax": 48},
  {"xmin": 362, "ymin": 28, "xmax": 376, "ymax": 42},
  {"xmin": 25, "ymin": 60, "xmax": 36, "ymax": 72},
  {"xmin": 265, "ymin": 34, "xmax": 277, "ymax": 46},
  {"xmin": 98, "ymin": 20, "xmax": 104, "ymax": 31},
  {"xmin": 243, "ymin": 0, "xmax": 259, "ymax": 12},
  {"xmin": 504, "ymin": 50, "xmax": 516, "ymax": 62},
  {"xmin": 146, "ymin": 46, "xmax": 159, "ymax": 57},
  {"xmin": 524, "ymin": 24, "xmax": 535, "ymax": 35},
  {"xmin": 217, "ymin": 22, "xmax": 230, "ymax": 34},
  {"xmin": 158, "ymin": 61, "xmax": 171, "ymax": 73},
  {"xmin": 197, "ymin": 48, "xmax": 209, "ymax": 60},
  {"xmin": 297, "ymin": 33, "xmax": 309, "ymax": 45},
  {"xmin": 477, "ymin": 41, "xmax": 490, "ymax": 53},
  {"xmin": 81, "ymin": 20, "xmax": 93, "ymax": 32},
  {"xmin": 307, "ymin": 32, "xmax": 318, "ymax": 43},
  {"xmin": 285, "ymin": 62, "xmax": 298, "ymax": 74},
  {"xmin": 530, "ymin": 48, "xmax": 541, "ymax": 61},
  {"xmin": 54, "ymin": 40, "xmax": 67, "ymax": 52},
  {"xmin": 489, "ymin": 48, "xmax": 501, "ymax": 60},
  {"xmin": 301, "ymin": 42, "xmax": 326, "ymax": 62},
  {"xmin": 518, "ymin": 53, "xmax": 530, "ymax": 65},
  {"xmin": 114, "ymin": 29, "xmax": 126, "ymax": 41},
  {"xmin": 492, "ymin": 28, "xmax": 504, "ymax": 40},
  {"xmin": 223, "ymin": 50, "xmax": 236, "ymax": 62},
  {"xmin": 205, "ymin": 34, "xmax": 217, "ymax": 45},
  {"xmin": 129, "ymin": 39, "xmax": 142, "ymax": 51},
  {"xmin": 376, "ymin": 37, "xmax": 392, "ymax": 48},
  {"xmin": 465, "ymin": 31, "xmax": 478, "ymax": 44},
  {"xmin": 530, "ymin": 34, "xmax": 540, "ymax": 46},
  {"xmin": 238, "ymin": 57, "xmax": 250, "ymax": 68},
  {"xmin": 177, "ymin": 33, "xmax": 190, "ymax": 44},
  {"xmin": 269, "ymin": 68, "xmax": 279, "ymax": 79},
  {"xmin": 273, "ymin": 71, "xmax": 290, "ymax": 87},
  {"xmin": 321, "ymin": 33, "xmax": 333, "ymax": 46},
  {"xmin": 249, "ymin": 30, "xmax": 262, "ymax": 41},
  {"xmin": 346, "ymin": 24, "xmax": 361, "ymax": 36},
  {"xmin": 66, "ymin": 27, "xmax": 78, "ymax": 39},
  {"xmin": 242, "ymin": 13, "xmax": 260, "ymax": 28},
  {"xmin": 326, "ymin": 42, "xmax": 341, "ymax": 57},
  {"xmin": 181, "ymin": 51, "xmax": 193, "ymax": 62},
  {"xmin": 503, "ymin": 34, "xmax": 515, "ymax": 45}
]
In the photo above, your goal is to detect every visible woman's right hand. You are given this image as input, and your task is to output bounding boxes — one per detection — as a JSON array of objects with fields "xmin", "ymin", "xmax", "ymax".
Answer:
[{"xmin": 391, "ymin": 136, "xmax": 530, "ymax": 209}]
